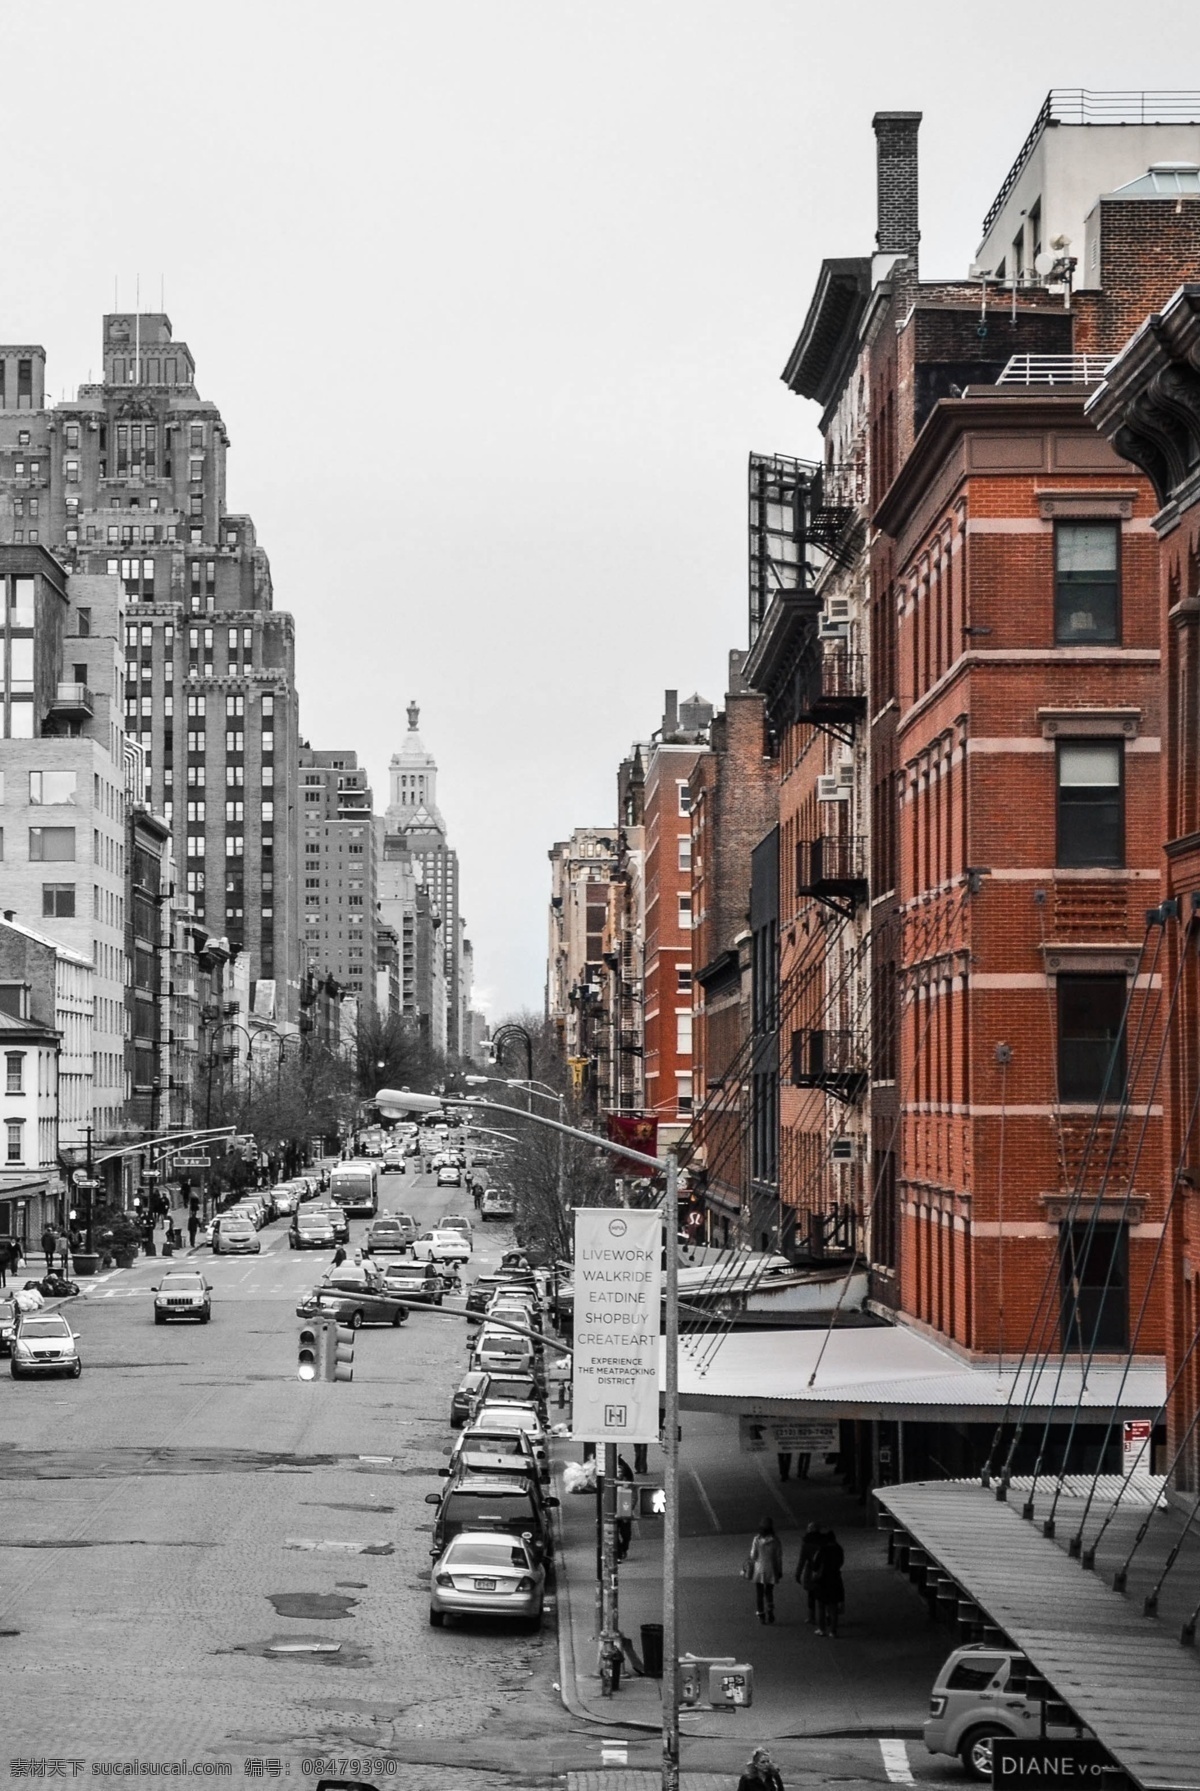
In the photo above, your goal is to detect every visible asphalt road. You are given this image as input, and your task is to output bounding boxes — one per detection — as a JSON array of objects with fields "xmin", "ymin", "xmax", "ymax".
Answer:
[{"xmin": 0, "ymin": 1164, "xmax": 966, "ymax": 1791}]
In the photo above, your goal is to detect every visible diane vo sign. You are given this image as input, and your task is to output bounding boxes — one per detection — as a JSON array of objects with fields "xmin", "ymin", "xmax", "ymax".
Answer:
[
  {"xmin": 572, "ymin": 1208, "xmax": 661, "ymax": 1443},
  {"xmin": 991, "ymin": 1739, "xmax": 1114, "ymax": 1788}
]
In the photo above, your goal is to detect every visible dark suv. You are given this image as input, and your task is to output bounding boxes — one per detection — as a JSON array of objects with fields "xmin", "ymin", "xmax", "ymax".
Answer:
[{"xmin": 424, "ymin": 1469, "xmax": 558, "ymax": 1566}]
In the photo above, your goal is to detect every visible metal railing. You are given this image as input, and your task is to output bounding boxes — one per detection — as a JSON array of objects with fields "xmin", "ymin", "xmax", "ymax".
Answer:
[
  {"xmin": 997, "ymin": 354, "xmax": 1112, "ymax": 387},
  {"xmin": 981, "ymin": 90, "xmax": 1200, "ymax": 238}
]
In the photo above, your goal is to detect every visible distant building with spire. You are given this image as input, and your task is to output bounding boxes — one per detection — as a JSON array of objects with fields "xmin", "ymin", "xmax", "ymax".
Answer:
[{"xmin": 376, "ymin": 703, "xmax": 467, "ymax": 1056}]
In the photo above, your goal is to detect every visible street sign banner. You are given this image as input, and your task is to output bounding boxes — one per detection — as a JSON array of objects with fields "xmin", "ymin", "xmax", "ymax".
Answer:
[
  {"xmin": 739, "ymin": 1417, "xmax": 839, "ymax": 1455},
  {"xmin": 572, "ymin": 1207, "xmax": 661, "ymax": 1443},
  {"xmin": 71, "ymin": 1169, "xmax": 90, "ymax": 1185},
  {"xmin": 175, "ymin": 1155, "xmax": 211, "ymax": 1169},
  {"xmin": 992, "ymin": 1739, "xmax": 1112, "ymax": 1787}
]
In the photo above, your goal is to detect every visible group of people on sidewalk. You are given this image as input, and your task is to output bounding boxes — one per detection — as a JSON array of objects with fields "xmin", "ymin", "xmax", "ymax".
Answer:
[{"xmin": 744, "ymin": 1517, "xmax": 845, "ymax": 1636}]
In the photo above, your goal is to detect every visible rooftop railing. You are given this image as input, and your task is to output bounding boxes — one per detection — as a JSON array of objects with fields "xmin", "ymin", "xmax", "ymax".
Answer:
[
  {"xmin": 981, "ymin": 90, "xmax": 1200, "ymax": 238},
  {"xmin": 996, "ymin": 354, "xmax": 1112, "ymax": 387}
]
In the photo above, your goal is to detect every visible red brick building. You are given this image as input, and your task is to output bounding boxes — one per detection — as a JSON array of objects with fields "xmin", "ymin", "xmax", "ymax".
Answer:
[
  {"xmin": 642, "ymin": 690, "xmax": 712, "ymax": 1142},
  {"xmin": 877, "ymin": 383, "xmax": 1167, "ymax": 1360},
  {"xmin": 1091, "ymin": 285, "xmax": 1200, "ymax": 1492},
  {"xmin": 689, "ymin": 653, "xmax": 775, "ymax": 1243}
]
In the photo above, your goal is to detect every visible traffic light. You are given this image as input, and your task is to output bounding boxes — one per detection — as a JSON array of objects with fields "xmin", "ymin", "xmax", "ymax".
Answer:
[
  {"xmin": 323, "ymin": 1322, "xmax": 355, "ymax": 1382},
  {"xmin": 298, "ymin": 1323, "xmax": 321, "ymax": 1382}
]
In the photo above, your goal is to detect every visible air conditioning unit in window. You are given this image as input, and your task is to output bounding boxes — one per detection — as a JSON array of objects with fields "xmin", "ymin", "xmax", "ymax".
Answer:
[
  {"xmin": 817, "ymin": 774, "xmax": 850, "ymax": 802},
  {"xmin": 836, "ymin": 756, "xmax": 855, "ymax": 788},
  {"xmin": 818, "ymin": 595, "xmax": 852, "ymax": 639},
  {"xmin": 830, "ymin": 1135, "xmax": 855, "ymax": 1162}
]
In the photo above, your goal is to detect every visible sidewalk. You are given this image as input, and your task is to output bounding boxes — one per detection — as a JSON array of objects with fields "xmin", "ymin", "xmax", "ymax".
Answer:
[{"xmin": 553, "ymin": 1408, "xmax": 948, "ymax": 1741}]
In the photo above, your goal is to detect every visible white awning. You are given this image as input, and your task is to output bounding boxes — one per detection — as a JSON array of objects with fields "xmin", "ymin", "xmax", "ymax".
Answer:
[{"xmin": 671, "ymin": 1322, "xmax": 1165, "ymax": 1422}]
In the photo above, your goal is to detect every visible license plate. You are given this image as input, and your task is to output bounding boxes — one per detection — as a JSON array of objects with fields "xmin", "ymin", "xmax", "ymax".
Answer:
[{"xmin": 473, "ymin": 1578, "xmax": 497, "ymax": 1591}]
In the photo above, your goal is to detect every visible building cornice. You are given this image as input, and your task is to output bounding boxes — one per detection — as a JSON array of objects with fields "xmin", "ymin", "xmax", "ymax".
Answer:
[{"xmin": 1087, "ymin": 284, "xmax": 1200, "ymax": 524}]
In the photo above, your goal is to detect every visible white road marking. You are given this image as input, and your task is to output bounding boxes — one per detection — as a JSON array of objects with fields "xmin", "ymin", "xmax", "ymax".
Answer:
[
  {"xmin": 687, "ymin": 1465, "xmax": 721, "ymax": 1532},
  {"xmin": 880, "ymin": 1739, "xmax": 915, "ymax": 1784},
  {"xmin": 600, "ymin": 1741, "xmax": 628, "ymax": 1766}
]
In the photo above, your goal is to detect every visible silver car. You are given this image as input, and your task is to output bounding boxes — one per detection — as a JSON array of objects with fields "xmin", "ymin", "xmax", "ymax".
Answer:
[
  {"xmin": 429, "ymin": 1530, "xmax": 544, "ymax": 1630},
  {"xmin": 924, "ymin": 1645, "xmax": 1089, "ymax": 1779},
  {"xmin": 10, "ymin": 1312, "xmax": 82, "ymax": 1379}
]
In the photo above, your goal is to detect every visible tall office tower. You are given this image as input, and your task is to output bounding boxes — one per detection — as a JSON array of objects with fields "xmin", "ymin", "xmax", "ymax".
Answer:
[
  {"xmin": 0, "ymin": 547, "xmax": 129, "ymax": 1138},
  {"xmin": 0, "ymin": 315, "xmax": 302, "ymax": 1020},
  {"xmin": 384, "ymin": 704, "xmax": 462, "ymax": 1053},
  {"xmin": 297, "ymin": 746, "xmax": 377, "ymax": 1010}
]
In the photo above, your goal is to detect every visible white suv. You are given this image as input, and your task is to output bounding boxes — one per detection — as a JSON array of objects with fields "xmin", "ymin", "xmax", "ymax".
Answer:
[{"xmin": 924, "ymin": 1645, "xmax": 1089, "ymax": 1780}]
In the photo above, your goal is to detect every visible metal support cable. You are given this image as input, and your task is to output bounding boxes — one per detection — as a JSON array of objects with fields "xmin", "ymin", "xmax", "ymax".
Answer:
[
  {"xmin": 987, "ymin": 913, "xmax": 1160, "ymax": 1494},
  {"xmin": 1017, "ymin": 914, "xmax": 1167, "ymax": 1516},
  {"xmin": 1085, "ymin": 1313, "xmax": 1200, "ymax": 1567},
  {"xmin": 1046, "ymin": 905, "xmax": 1183, "ymax": 1537}
]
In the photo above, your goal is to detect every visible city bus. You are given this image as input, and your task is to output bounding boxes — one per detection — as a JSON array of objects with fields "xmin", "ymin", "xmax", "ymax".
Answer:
[{"xmin": 329, "ymin": 1160, "xmax": 380, "ymax": 1218}]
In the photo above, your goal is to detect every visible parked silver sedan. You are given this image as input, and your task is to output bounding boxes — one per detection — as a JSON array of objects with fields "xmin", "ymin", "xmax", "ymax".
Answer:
[{"xmin": 429, "ymin": 1530, "xmax": 544, "ymax": 1630}]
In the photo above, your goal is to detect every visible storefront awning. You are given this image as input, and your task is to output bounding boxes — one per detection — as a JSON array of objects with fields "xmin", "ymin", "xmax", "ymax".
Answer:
[{"xmin": 672, "ymin": 1322, "xmax": 1165, "ymax": 1422}]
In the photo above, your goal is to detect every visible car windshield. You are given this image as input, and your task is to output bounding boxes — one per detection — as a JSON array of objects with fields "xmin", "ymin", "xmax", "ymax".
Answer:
[
  {"xmin": 488, "ymin": 1378, "xmax": 534, "ymax": 1400},
  {"xmin": 445, "ymin": 1539, "xmax": 530, "ymax": 1568},
  {"xmin": 163, "ymin": 1276, "xmax": 204, "ymax": 1289},
  {"xmin": 445, "ymin": 1491, "xmax": 531, "ymax": 1522},
  {"xmin": 20, "ymin": 1318, "xmax": 71, "ymax": 1338},
  {"xmin": 223, "ymin": 1222, "xmax": 252, "ymax": 1235}
]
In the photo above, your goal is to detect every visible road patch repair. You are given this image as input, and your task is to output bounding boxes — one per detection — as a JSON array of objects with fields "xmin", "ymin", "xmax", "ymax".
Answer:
[
  {"xmin": 226, "ymin": 1637, "xmax": 373, "ymax": 1668},
  {"xmin": 283, "ymin": 1537, "xmax": 394, "ymax": 1554},
  {"xmin": 267, "ymin": 1592, "xmax": 359, "ymax": 1620}
]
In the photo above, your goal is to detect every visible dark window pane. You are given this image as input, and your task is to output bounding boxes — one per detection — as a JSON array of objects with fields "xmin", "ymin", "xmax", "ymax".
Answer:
[
  {"xmin": 1057, "ymin": 741, "xmax": 1123, "ymax": 867},
  {"xmin": 1056, "ymin": 522, "xmax": 1119, "ymax": 643},
  {"xmin": 1058, "ymin": 974, "xmax": 1126, "ymax": 1102},
  {"xmin": 1061, "ymin": 1221, "xmax": 1129, "ymax": 1351}
]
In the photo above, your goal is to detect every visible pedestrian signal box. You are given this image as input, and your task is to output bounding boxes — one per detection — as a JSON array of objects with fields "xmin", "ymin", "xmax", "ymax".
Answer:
[
  {"xmin": 709, "ymin": 1664, "xmax": 753, "ymax": 1708},
  {"xmin": 298, "ymin": 1324, "xmax": 321, "ymax": 1382},
  {"xmin": 324, "ymin": 1322, "xmax": 355, "ymax": 1382},
  {"xmin": 615, "ymin": 1484, "xmax": 636, "ymax": 1520},
  {"xmin": 639, "ymin": 1484, "xmax": 666, "ymax": 1516}
]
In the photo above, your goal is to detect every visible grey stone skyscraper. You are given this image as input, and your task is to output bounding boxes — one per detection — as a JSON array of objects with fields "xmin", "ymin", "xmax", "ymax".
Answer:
[{"xmin": 0, "ymin": 315, "xmax": 302, "ymax": 1019}]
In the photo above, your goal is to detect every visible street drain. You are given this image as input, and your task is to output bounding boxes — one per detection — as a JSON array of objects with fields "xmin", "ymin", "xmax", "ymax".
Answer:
[{"xmin": 267, "ymin": 1592, "xmax": 358, "ymax": 1620}]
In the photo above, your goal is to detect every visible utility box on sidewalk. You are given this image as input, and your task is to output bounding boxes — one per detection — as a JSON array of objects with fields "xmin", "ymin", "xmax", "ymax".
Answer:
[
  {"xmin": 678, "ymin": 1654, "xmax": 735, "ymax": 1706},
  {"xmin": 709, "ymin": 1664, "xmax": 753, "ymax": 1708}
]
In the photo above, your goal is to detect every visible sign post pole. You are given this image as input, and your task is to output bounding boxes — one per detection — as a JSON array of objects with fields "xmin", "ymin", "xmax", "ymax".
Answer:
[{"xmin": 662, "ymin": 1152, "xmax": 680, "ymax": 1791}]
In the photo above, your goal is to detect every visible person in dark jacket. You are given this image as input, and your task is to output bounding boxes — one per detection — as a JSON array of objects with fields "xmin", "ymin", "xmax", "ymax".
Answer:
[
  {"xmin": 811, "ymin": 1528, "xmax": 845, "ymax": 1637},
  {"xmin": 794, "ymin": 1522, "xmax": 825, "ymax": 1626},
  {"xmin": 40, "ymin": 1225, "xmax": 56, "ymax": 1274},
  {"xmin": 736, "ymin": 1746, "xmax": 784, "ymax": 1791}
]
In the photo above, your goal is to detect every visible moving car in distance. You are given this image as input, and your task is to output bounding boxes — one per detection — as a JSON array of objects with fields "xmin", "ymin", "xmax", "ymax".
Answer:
[
  {"xmin": 381, "ymin": 1262, "xmax": 444, "ymax": 1306},
  {"xmin": 290, "ymin": 1208, "xmax": 337, "ymax": 1250},
  {"xmin": 438, "ymin": 1214, "xmax": 474, "ymax": 1245},
  {"xmin": 436, "ymin": 1164, "xmax": 462, "ymax": 1188},
  {"xmin": 480, "ymin": 1189, "xmax": 515, "ymax": 1222},
  {"xmin": 412, "ymin": 1228, "xmax": 471, "ymax": 1266},
  {"xmin": 924, "ymin": 1645, "xmax": 1091, "ymax": 1781},
  {"xmin": 310, "ymin": 1203, "xmax": 350, "ymax": 1244},
  {"xmin": 365, "ymin": 1217, "xmax": 411, "ymax": 1255},
  {"xmin": 329, "ymin": 1160, "xmax": 379, "ymax": 1218},
  {"xmin": 212, "ymin": 1216, "xmax": 260, "ymax": 1255},
  {"xmin": 428, "ymin": 1529, "xmax": 545, "ymax": 1630},
  {"xmin": 382, "ymin": 1147, "xmax": 405, "ymax": 1173},
  {"xmin": 152, "ymin": 1270, "xmax": 212, "ymax": 1324},
  {"xmin": 10, "ymin": 1311, "xmax": 82, "ymax": 1378},
  {"xmin": 296, "ymin": 1268, "xmax": 409, "ymax": 1329}
]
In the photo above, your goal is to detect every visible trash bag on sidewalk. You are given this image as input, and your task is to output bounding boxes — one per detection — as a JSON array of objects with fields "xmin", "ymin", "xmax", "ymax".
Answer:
[{"xmin": 563, "ymin": 1459, "xmax": 598, "ymax": 1494}]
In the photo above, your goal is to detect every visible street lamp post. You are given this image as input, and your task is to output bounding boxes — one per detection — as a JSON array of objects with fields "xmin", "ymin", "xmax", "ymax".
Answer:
[{"xmin": 373, "ymin": 1085, "xmax": 682, "ymax": 1791}]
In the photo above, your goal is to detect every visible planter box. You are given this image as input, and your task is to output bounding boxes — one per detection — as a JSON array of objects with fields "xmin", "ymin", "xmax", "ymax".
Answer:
[
  {"xmin": 114, "ymin": 1249, "xmax": 137, "ymax": 1270},
  {"xmin": 71, "ymin": 1252, "xmax": 101, "ymax": 1277}
]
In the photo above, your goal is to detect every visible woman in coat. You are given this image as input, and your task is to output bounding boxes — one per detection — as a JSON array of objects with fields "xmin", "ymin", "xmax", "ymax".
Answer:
[
  {"xmin": 811, "ymin": 1528, "xmax": 845, "ymax": 1637},
  {"xmin": 737, "ymin": 1748, "xmax": 784, "ymax": 1791},
  {"xmin": 746, "ymin": 1516, "xmax": 783, "ymax": 1624}
]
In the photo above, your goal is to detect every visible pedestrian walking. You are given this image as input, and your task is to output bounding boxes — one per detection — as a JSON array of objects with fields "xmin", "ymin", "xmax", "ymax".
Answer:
[
  {"xmin": 0, "ymin": 1238, "xmax": 9, "ymax": 1287},
  {"xmin": 744, "ymin": 1516, "xmax": 783, "ymax": 1624},
  {"xmin": 794, "ymin": 1522, "xmax": 825, "ymax": 1626},
  {"xmin": 187, "ymin": 1210, "xmax": 200, "ymax": 1249},
  {"xmin": 40, "ymin": 1224, "xmax": 56, "ymax": 1274},
  {"xmin": 811, "ymin": 1527, "xmax": 845, "ymax": 1638},
  {"xmin": 332, "ymin": 1244, "xmax": 347, "ymax": 1269},
  {"xmin": 56, "ymin": 1230, "xmax": 70, "ymax": 1274},
  {"xmin": 737, "ymin": 1746, "xmax": 785, "ymax": 1791}
]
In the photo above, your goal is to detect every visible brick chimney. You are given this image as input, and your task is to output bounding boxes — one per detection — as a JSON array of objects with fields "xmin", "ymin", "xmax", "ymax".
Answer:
[{"xmin": 872, "ymin": 110, "xmax": 922, "ymax": 266}]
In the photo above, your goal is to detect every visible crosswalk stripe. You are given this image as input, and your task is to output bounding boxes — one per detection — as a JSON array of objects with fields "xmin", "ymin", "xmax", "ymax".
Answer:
[{"xmin": 880, "ymin": 1739, "xmax": 915, "ymax": 1784}]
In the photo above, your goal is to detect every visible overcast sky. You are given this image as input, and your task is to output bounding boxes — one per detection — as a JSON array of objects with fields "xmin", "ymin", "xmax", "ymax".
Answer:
[{"xmin": 3, "ymin": 1, "xmax": 1194, "ymax": 1016}]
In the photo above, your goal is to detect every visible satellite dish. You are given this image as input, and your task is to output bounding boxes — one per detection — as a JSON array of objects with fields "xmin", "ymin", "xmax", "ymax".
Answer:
[{"xmin": 1034, "ymin": 250, "xmax": 1058, "ymax": 277}]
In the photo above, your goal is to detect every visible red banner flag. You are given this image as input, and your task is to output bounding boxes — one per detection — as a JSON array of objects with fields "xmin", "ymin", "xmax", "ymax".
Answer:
[{"xmin": 606, "ymin": 1113, "xmax": 658, "ymax": 1167}]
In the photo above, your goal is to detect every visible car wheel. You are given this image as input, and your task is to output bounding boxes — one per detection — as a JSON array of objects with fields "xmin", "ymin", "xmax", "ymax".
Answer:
[
  {"xmin": 200, "ymin": 1311, "xmax": 211, "ymax": 1323},
  {"xmin": 10, "ymin": 1361, "xmax": 21, "ymax": 1379},
  {"xmin": 960, "ymin": 1727, "xmax": 1008, "ymax": 1782},
  {"xmin": 154, "ymin": 1311, "xmax": 166, "ymax": 1325},
  {"xmin": 351, "ymin": 1310, "xmax": 364, "ymax": 1329},
  {"xmin": 70, "ymin": 1359, "xmax": 82, "ymax": 1378},
  {"xmin": 392, "ymin": 1310, "xmax": 404, "ymax": 1327},
  {"xmin": 428, "ymin": 1607, "xmax": 444, "ymax": 1627}
]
